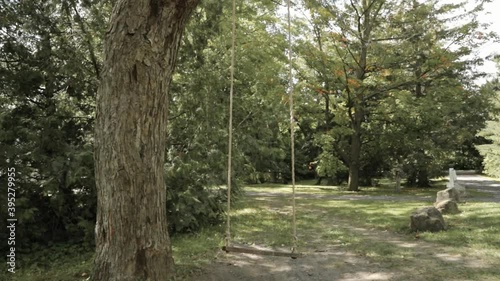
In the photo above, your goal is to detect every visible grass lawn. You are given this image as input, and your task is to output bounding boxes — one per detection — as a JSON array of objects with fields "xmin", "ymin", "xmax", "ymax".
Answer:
[{"xmin": 5, "ymin": 180, "xmax": 499, "ymax": 280}]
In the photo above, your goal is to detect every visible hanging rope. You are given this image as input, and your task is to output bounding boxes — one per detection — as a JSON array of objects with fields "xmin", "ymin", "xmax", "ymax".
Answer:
[
  {"xmin": 286, "ymin": 0, "xmax": 298, "ymax": 254},
  {"xmin": 224, "ymin": 0, "xmax": 299, "ymax": 257},
  {"xmin": 225, "ymin": 0, "xmax": 236, "ymax": 248}
]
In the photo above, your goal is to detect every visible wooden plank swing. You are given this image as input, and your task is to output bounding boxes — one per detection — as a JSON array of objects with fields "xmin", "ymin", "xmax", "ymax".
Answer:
[
  {"xmin": 222, "ymin": 245, "xmax": 303, "ymax": 259},
  {"xmin": 223, "ymin": 0, "xmax": 301, "ymax": 259}
]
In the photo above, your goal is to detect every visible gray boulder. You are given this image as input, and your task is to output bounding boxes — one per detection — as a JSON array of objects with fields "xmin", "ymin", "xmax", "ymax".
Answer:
[
  {"xmin": 434, "ymin": 199, "xmax": 460, "ymax": 214},
  {"xmin": 410, "ymin": 207, "xmax": 446, "ymax": 232},
  {"xmin": 436, "ymin": 187, "xmax": 461, "ymax": 203}
]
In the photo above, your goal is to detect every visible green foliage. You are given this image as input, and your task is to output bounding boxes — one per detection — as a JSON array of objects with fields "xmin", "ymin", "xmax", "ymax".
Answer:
[
  {"xmin": 314, "ymin": 134, "xmax": 348, "ymax": 181},
  {"xmin": 165, "ymin": 0, "xmax": 293, "ymax": 232},
  {"xmin": 0, "ymin": 0, "xmax": 105, "ymax": 251},
  {"xmin": 165, "ymin": 157, "xmax": 226, "ymax": 233},
  {"xmin": 0, "ymin": 242, "xmax": 93, "ymax": 281},
  {"xmin": 169, "ymin": 0, "xmax": 291, "ymax": 187},
  {"xmin": 477, "ymin": 79, "xmax": 500, "ymax": 178},
  {"xmin": 1, "ymin": 0, "xmax": 499, "ymax": 264},
  {"xmin": 296, "ymin": 0, "xmax": 494, "ymax": 188}
]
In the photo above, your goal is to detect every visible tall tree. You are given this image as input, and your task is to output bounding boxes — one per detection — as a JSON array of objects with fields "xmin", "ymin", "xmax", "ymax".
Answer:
[
  {"xmin": 92, "ymin": 1, "xmax": 199, "ymax": 280},
  {"xmin": 477, "ymin": 60, "xmax": 500, "ymax": 178},
  {"xmin": 381, "ymin": 0, "xmax": 494, "ymax": 186},
  {"xmin": 301, "ymin": 0, "xmax": 397, "ymax": 191},
  {"xmin": 299, "ymin": 0, "xmax": 493, "ymax": 190}
]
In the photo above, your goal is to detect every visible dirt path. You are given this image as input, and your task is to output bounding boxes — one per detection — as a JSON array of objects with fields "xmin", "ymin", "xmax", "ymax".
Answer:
[
  {"xmin": 191, "ymin": 175, "xmax": 500, "ymax": 281},
  {"xmin": 245, "ymin": 174, "xmax": 500, "ymax": 203},
  {"xmin": 245, "ymin": 191, "xmax": 434, "ymax": 202},
  {"xmin": 192, "ymin": 223, "xmax": 495, "ymax": 281},
  {"xmin": 456, "ymin": 174, "xmax": 500, "ymax": 202}
]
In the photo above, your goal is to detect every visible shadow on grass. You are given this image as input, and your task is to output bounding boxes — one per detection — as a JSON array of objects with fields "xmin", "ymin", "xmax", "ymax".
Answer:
[
  {"xmin": 200, "ymin": 187, "xmax": 500, "ymax": 281},
  {"xmin": 9, "ymin": 180, "xmax": 499, "ymax": 281}
]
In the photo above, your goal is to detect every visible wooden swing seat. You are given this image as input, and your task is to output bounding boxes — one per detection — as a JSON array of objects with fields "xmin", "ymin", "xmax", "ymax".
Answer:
[{"xmin": 222, "ymin": 245, "xmax": 303, "ymax": 259}]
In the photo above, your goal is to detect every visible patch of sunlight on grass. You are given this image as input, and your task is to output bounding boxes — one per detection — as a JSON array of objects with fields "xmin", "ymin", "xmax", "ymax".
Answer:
[
  {"xmin": 227, "ymin": 197, "xmax": 295, "ymax": 247},
  {"xmin": 245, "ymin": 184, "xmax": 343, "ymax": 195},
  {"xmin": 171, "ymin": 179, "xmax": 500, "ymax": 280},
  {"xmin": 234, "ymin": 207, "xmax": 259, "ymax": 215},
  {"xmin": 321, "ymin": 229, "xmax": 350, "ymax": 240},
  {"xmin": 243, "ymin": 180, "xmax": 477, "ymax": 198},
  {"xmin": 171, "ymin": 227, "xmax": 224, "ymax": 278},
  {"xmin": 417, "ymin": 202, "xmax": 500, "ymax": 261}
]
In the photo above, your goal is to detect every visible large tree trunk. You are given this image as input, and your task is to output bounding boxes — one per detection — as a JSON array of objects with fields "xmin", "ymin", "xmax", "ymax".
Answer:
[
  {"xmin": 416, "ymin": 168, "xmax": 431, "ymax": 187},
  {"xmin": 93, "ymin": 1, "xmax": 199, "ymax": 280},
  {"xmin": 347, "ymin": 122, "xmax": 362, "ymax": 191}
]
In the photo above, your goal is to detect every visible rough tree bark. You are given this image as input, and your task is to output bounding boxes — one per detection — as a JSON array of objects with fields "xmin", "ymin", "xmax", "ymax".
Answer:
[
  {"xmin": 92, "ymin": 1, "xmax": 199, "ymax": 280},
  {"xmin": 347, "ymin": 115, "xmax": 362, "ymax": 191}
]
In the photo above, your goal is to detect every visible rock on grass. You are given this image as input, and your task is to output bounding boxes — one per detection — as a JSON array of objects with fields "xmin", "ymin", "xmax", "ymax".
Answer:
[{"xmin": 410, "ymin": 207, "xmax": 446, "ymax": 232}]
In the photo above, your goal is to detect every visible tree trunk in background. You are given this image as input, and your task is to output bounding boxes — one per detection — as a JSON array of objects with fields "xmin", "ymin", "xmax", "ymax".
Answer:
[
  {"xmin": 416, "ymin": 168, "xmax": 431, "ymax": 187},
  {"xmin": 93, "ymin": 1, "xmax": 199, "ymax": 280},
  {"xmin": 347, "ymin": 116, "xmax": 362, "ymax": 191},
  {"xmin": 346, "ymin": 0, "xmax": 374, "ymax": 192}
]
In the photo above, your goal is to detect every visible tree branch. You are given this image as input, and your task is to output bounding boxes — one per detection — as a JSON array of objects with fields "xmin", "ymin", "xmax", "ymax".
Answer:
[{"xmin": 69, "ymin": 1, "xmax": 101, "ymax": 78}]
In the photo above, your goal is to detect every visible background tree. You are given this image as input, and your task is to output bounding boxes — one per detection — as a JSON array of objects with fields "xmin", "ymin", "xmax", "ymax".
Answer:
[
  {"xmin": 477, "ymin": 58, "xmax": 500, "ymax": 178},
  {"xmin": 386, "ymin": 0, "xmax": 494, "ymax": 186},
  {"xmin": 0, "ymin": 0, "xmax": 108, "ymax": 253},
  {"xmin": 296, "ymin": 0, "xmax": 494, "ymax": 189}
]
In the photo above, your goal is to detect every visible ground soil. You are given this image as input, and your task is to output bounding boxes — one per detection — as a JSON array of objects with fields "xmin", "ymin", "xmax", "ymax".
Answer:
[{"xmin": 190, "ymin": 175, "xmax": 500, "ymax": 281}]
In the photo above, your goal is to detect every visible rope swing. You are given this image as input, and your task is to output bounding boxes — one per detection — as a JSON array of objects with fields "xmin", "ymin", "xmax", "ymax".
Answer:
[
  {"xmin": 222, "ymin": 0, "xmax": 301, "ymax": 259},
  {"xmin": 224, "ymin": 0, "xmax": 236, "ymax": 250},
  {"xmin": 286, "ymin": 0, "xmax": 298, "ymax": 255}
]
